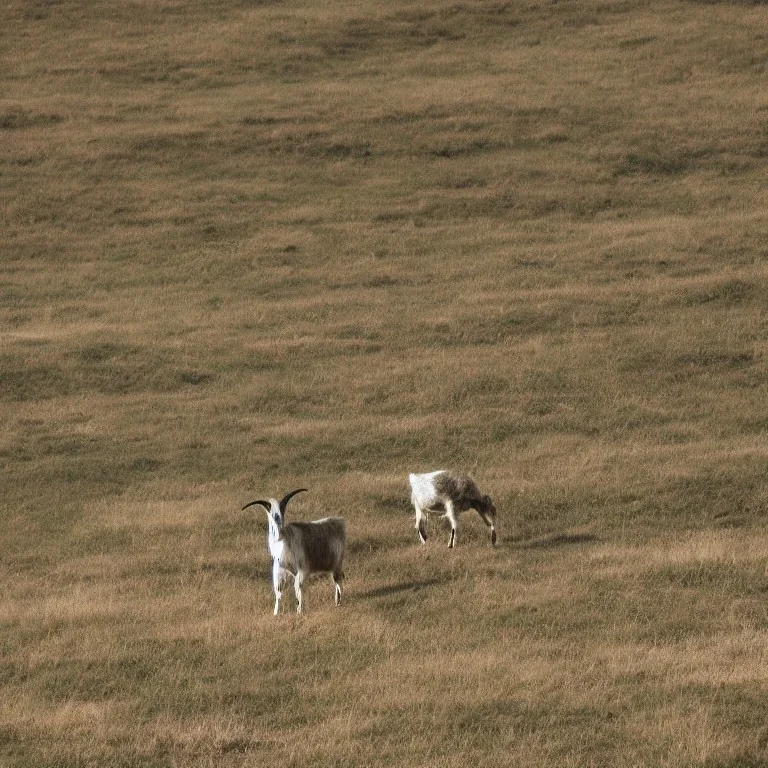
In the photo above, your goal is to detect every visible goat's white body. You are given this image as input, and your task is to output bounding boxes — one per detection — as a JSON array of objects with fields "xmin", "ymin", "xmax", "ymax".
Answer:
[
  {"xmin": 409, "ymin": 470, "xmax": 497, "ymax": 548},
  {"xmin": 267, "ymin": 536, "xmax": 292, "ymax": 599},
  {"xmin": 268, "ymin": 533, "xmax": 285, "ymax": 563},
  {"xmin": 409, "ymin": 470, "xmax": 447, "ymax": 511}
]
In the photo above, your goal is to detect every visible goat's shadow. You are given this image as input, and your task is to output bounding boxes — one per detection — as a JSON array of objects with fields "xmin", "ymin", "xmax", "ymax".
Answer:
[
  {"xmin": 358, "ymin": 534, "xmax": 600, "ymax": 599},
  {"xmin": 359, "ymin": 578, "xmax": 445, "ymax": 600}
]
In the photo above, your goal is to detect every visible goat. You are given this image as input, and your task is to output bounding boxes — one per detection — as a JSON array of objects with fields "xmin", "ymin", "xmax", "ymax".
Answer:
[
  {"xmin": 409, "ymin": 470, "xmax": 497, "ymax": 549},
  {"xmin": 242, "ymin": 488, "xmax": 346, "ymax": 615}
]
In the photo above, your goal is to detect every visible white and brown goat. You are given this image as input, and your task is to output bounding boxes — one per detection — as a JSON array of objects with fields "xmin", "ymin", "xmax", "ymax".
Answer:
[
  {"xmin": 242, "ymin": 489, "xmax": 346, "ymax": 615},
  {"xmin": 409, "ymin": 470, "xmax": 497, "ymax": 548}
]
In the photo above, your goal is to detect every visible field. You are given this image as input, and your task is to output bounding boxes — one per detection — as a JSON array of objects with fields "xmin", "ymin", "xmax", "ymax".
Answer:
[{"xmin": 3, "ymin": 0, "xmax": 768, "ymax": 765}]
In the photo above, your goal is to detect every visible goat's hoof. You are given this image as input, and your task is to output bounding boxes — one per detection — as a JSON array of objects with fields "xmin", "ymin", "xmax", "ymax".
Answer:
[{"xmin": 491, "ymin": 530, "xmax": 497, "ymax": 545}]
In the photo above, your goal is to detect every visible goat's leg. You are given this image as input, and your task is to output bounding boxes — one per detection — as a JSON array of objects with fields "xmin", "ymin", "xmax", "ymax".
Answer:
[
  {"xmin": 293, "ymin": 570, "xmax": 305, "ymax": 614},
  {"xmin": 332, "ymin": 569, "xmax": 343, "ymax": 606},
  {"xmin": 414, "ymin": 504, "xmax": 428, "ymax": 544},
  {"xmin": 445, "ymin": 500, "xmax": 458, "ymax": 549},
  {"xmin": 272, "ymin": 561, "xmax": 284, "ymax": 615}
]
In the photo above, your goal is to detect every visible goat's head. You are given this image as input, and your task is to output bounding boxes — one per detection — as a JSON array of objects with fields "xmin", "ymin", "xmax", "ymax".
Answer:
[
  {"xmin": 242, "ymin": 488, "xmax": 308, "ymax": 538},
  {"xmin": 479, "ymin": 494, "xmax": 496, "ymax": 521},
  {"xmin": 477, "ymin": 494, "xmax": 498, "ymax": 545}
]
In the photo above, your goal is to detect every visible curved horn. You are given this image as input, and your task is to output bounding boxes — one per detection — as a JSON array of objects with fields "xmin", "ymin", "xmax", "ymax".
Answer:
[
  {"xmin": 242, "ymin": 499, "xmax": 272, "ymax": 512},
  {"xmin": 279, "ymin": 488, "xmax": 308, "ymax": 514}
]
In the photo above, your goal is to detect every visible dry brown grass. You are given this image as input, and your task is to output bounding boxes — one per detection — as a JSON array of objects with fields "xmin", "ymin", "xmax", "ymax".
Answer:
[{"xmin": 3, "ymin": 0, "xmax": 768, "ymax": 765}]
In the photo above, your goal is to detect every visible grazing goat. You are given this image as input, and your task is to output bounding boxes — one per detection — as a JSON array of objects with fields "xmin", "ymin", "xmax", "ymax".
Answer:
[
  {"xmin": 409, "ymin": 470, "xmax": 497, "ymax": 549},
  {"xmin": 242, "ymin": 489, "xmax": 346, "ymax": 615}
]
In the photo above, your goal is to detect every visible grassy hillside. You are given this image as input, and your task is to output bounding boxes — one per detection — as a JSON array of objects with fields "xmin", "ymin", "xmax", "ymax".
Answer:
[{"xmin": 3, "ymin": 0, "xmax": 768, "ymax": 765}]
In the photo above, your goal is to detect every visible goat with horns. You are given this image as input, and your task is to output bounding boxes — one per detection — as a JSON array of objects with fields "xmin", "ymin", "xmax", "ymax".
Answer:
[{"xmin": 242, "ymin": 489, "xmax": 346, "ymax": 615}]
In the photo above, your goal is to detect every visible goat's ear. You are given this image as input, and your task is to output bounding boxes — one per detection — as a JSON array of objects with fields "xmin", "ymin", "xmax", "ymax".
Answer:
[{"xmin": 279, "ymin": 488, "xmax": 308, "ymax": 514}]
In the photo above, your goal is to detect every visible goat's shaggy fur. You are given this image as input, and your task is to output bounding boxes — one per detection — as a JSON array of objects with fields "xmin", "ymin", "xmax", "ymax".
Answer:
[
  {"xmin": 409, "ymin": 470, "xmax": 497, "ymax": 548},
  {"xmin": 242, "ymin": 489, "xmax": 346, "ymax": 615}
]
